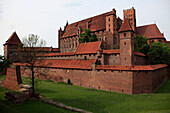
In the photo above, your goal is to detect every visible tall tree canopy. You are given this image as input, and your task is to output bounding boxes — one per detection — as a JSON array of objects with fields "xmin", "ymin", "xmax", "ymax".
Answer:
[
  {"xmin": 148, "ymin": 42, "xmax": 170, "ymax": 65},
  {"xmin": 134, "ymin": 35, "xmax": 150, "ymax": 55},
  {"xmin": 78, "ymin": 29, "xmax": 98, "ymax": 43}
]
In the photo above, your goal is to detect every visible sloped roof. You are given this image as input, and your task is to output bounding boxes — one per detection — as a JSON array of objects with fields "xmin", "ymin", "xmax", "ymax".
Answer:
[
  {"xmin": 61, "ymin": 10, "xmax": 117, "ymax": 38},
  {"xmin": 136, "ymin": 24, "xmax": 165, "ymax": 39},
  {"xmin": 102, "ymin": 49, "xmax": 120, "ymax": 54},
  {"xmin": 14, "ymin": 59, "xmax": 97, "ymax": 70},
  {"xmin": 96, "ymin": 64, "xmax": 167, "ymax": 71},
  {"xmin": 75, "ymin": 41, "xmax": 101, "ymax": 54},
  {"xmin": 118, "ymin": 18, "xmax": 134, "ymax": 33},
  {"xmin": 102, "ymin": 49, "xmax": 146, "ymax": 57},
  {"xmin": 42, "ymin": 52, "xmax": 75, "ymax": 57},
  {"xmin": 134, "ymin": 52, "xmax": 146, "ymax": 57},
  {"xmin": 4, "ymin": 32, "xmax": 22, "ymax": 45},
  {"xmin": 18, "ymin": 47, "xmax": 59, "ymax": 52}
]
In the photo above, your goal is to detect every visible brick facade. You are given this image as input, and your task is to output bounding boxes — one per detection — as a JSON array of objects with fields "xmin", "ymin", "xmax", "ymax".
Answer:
[
  {"xmin": 4, "ymin": 65, "xmax": 22, "ymax": 90},
  {"xmin": 20, "ymin": 64, "xmax": 168, "ymax": 95}
]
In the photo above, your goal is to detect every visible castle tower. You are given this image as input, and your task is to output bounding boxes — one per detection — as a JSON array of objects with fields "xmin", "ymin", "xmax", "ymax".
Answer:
[
  {"xmin": 123, "ymin": 7, "xmax": 136, "ymax": 31},
  {"xmin": 3, "ymin": 32, "xmax": 22, "ymax": 62},
  {"xmin": 105, "ymin": 8, "xmax": 118, "ymax": 49},
  {"xmin": 58, "ymin": 27, "xmax": 63, "ymax": 52},
  {"xmin": 118, "ymin": 17, "xmax": 135, "ymax": 66}
]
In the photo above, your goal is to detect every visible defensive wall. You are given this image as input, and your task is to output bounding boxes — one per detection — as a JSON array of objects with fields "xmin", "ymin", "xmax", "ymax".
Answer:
[{"xmin": 16, "ymin": 63, "xmax": 168, "ymax": 95}]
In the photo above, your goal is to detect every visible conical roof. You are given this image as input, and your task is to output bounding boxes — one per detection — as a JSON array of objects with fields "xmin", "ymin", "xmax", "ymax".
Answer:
[
  {"xmin": 4, "ymin": 32, "xmax": 22, "ymax": 45},
  {"xmin": 118, "ymin": 18, "xmax": 134, "ymax": 33}
]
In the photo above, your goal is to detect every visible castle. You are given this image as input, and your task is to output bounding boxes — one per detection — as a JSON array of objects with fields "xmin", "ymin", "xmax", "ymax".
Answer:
[{"xmin": 3, "ymin": 7, "xmax": 170, "ymax": 94}]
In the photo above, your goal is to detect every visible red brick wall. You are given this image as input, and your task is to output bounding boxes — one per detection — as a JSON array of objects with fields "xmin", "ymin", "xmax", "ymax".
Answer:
[
  {"xmin": 20, "ymin": 65, "xmax": 168, "ymax": 95},
  {"xmin": 4, "ymin": 65, "xmax": 19, "ymax": 90},
  {"xmin": 133, "ymin": 68, "xmax": 168, "ymax": 94},
  {"xmin": 134, "ymin": 56, "xmax": 149, "ymax": 65},
  {"xmin": 21, "ymin": 67, "xmax": 133, "ymax": 94}
]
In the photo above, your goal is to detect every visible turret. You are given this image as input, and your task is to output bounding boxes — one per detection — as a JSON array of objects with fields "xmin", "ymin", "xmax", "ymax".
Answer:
[{"xmin": 118, "ymin": 17, "xmax": 135, "ymax": 66}]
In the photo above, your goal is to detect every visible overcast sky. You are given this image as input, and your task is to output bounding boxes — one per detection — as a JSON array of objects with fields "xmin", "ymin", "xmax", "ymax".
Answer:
[{"xmin": 0, "ymin": 0, "xmax": 170, "ymax": 55}]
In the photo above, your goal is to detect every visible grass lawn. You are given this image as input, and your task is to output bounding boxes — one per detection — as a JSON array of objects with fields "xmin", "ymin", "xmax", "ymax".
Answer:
[
  {"xmin": 1, "ymin": 75, "xmax": 170, "ymax": 113},
  {"xmin": 0, "ymin": 75, "xmax": 73, "ymax": 113}
]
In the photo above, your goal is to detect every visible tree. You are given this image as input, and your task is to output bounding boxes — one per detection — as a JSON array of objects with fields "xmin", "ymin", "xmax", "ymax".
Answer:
[
  {"xmin": 134, "ymin": 35, "xmax": 150, "ymax": 55},
  {"xmin": 78, "ymin": 29, "xmax": 98, "ymax": 43},
  {"xmin": 0, "ymin": 55, "xmax": 12, "ymax": 73},
  {"xmin": 147, "ymin": 41, "xmax": 170, "ymax": 65},
  {"xmin": 17, "ymin": 34, "xmax": 47, "ymax": 97}
]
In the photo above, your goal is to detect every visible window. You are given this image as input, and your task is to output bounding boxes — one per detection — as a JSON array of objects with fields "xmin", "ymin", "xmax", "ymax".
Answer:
[
  {"xmin": 109, "ymin": 24, "xmax": 110, "ymax": 27},
  {"xmin": 125, "ymin": 15, "xmax": 127, "ymax": 18},
  {"xmin": 108, "ymin": 18, "xmax": 110, "ymax": 21},
  {"xmin": 124, "ymin": 42, "xmax": 126, "ymax": 45},
  {"xmin": 124, "ymin": 33, "xmax": 126, "ymax": 37},
  {"xmin": 109, "ymin": 29, "xmax": 110, "ymax": 31},
  {"xmin": 84, "ymin": 56, "xmax": 87, "ymax": 60}
]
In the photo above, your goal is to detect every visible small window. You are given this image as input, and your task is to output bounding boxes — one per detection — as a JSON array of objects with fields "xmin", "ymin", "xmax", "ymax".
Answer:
[
  {"xmin": 125, "ymin": 58, "xmax": 126, "ymax": 60},
  {"xmin": 109, "ymin": 29, "xmax": 110, "ymax": 31},
  {"xmin": 125, "ymin": 15, "xmax": 127, "ymax": 18},
  {"xmin": 109, "ymin": 24, "xmax": 110, "ymax": 27},
  {"xmin": 108, "ymin": 18, "xmax": 110, "ymax": 21},
  {"xmin": 124, "ymin": 33, "xmax": 126, "ymax": 37},
  {"xmin": 124, "ymin": 42, "xmax": 126, "ymax": 45},
  {"xmin": 89, "ymin": 54, "xmax": 91, "ymax": 57}
]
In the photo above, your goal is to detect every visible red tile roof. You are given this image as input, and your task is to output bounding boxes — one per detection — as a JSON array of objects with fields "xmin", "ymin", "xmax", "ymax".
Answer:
[
  {"xmin": 42, "ymin": 52, "xmax": 75, "ymax": 57},
  {"xmin": 136, "ymin": 24, "xmax": 165, "ymax": 39},
  {"xmin": 118, "ymin": 18, "xmax": 134, "ymax": 33},
  {"xmin": 4, "ymin": 32, "xmax": 22, "ymax": 45},
  {"xmin": 134, "ymin": 52, "xmax": 146, "ymax": 57},
  {"xmin": 61, "ymin": 11, "xmax": 116, "ymax": 38},
  {"xmin": 18, "ymin": 47, "xmax": 59, "ymax": 52},
  {"xmin": 75, "ymin": 41, "xmax": 102, "ymax": 54},
  {"xmin": 102, "ymin": 49, "xmax": 146, "ymax": 57},
  {"xmin": 102, "ymin": 49, "xmax": 120, "ymax": 54},
  {"xmin": 14, "ymin": 59, "xmax": 97, "ymax": 70},
  {"xmin": 96, "ymin": 64, "xmax": 167, "ymax": 71}
]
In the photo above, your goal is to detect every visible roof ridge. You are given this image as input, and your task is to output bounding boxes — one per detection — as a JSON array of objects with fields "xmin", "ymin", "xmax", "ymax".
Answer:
[
  {"xmin": 137, "ymin": 23, "xmax": 156, "ymax": 28},
  {"xmin": 66, "ymin": 11, "xmax": 112, "ymax": 27}
]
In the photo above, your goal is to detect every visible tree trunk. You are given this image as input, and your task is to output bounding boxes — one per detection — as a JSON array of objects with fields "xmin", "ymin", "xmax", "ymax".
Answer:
[{"xmin": 31, "ymin": 66, "xmax": 35, "ymax": 97}]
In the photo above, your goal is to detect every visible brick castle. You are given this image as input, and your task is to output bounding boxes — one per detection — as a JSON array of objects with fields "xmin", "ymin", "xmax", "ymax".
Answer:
[{"xmin": 3, "ymin": 7, "xmax": 170, "ymax": 94}]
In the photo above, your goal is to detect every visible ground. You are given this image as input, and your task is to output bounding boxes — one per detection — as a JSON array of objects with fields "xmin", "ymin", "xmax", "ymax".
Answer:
[{"xmin": 0, "ymin": 75, "xmax": 170, "ymax": 113}]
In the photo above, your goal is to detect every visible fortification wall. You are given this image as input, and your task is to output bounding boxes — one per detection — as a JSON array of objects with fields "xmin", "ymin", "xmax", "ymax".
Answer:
[
  {"xmin": 133, "ymin": 68, "xmax": 168, "ymax": 94},
  {"xmin": 21, "ymin": 67, "xmax": 133, "ymax": 94},
  {"xmin": 20, "ymin": 65, "xmax": 168, "ymax": 94}
]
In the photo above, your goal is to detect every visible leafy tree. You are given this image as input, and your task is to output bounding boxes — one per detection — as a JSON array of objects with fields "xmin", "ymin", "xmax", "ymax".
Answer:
[
  {"xmin": 78, "ymin": 29, "xmax": 98, "ymax": 43},
  {"xmin": 0, "ymin": 55, "xmax": 12, "ymax": 73},
  {"xmin": 148, "ymin": 41, "xmax": 170, "ymax": 65},
  {"xmin": 134, "ymin": 35, "xmax": 150, "ymax": 55},
  {"xmin": 17, "ymin": 34, "xmax": 47, "ymax": 97}
]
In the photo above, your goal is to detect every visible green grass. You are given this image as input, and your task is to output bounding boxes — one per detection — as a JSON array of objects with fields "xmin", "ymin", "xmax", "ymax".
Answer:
[
  {"xmin": 1, "ymin": 75, "xmax": 170, "ymax": 113},
  {"xmin": 0, "ymin": 75, "xmax": 73, "ymax": 113}
]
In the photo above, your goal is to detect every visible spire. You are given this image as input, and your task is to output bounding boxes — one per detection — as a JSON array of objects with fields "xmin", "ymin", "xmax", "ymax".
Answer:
[{"xmin": 118, "ymin": 17, "xmax": 134, "ymax": 33}]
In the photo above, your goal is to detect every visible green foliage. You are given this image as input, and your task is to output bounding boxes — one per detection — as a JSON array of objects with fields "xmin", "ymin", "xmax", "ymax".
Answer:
[
  {"xmin": 0, "ymin": 56, "xmax": 12, "ymax": 72},
  {"xmin": 148, "ymin": 41, "xmax": 170, "ymax": 65},
  {"xmin": 78, "ymin": 29, "xmax": 98, "ymax": 43},
  {"xmin": 134, "ymin": 35, "xmax": 150, "ymax": 55}
]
